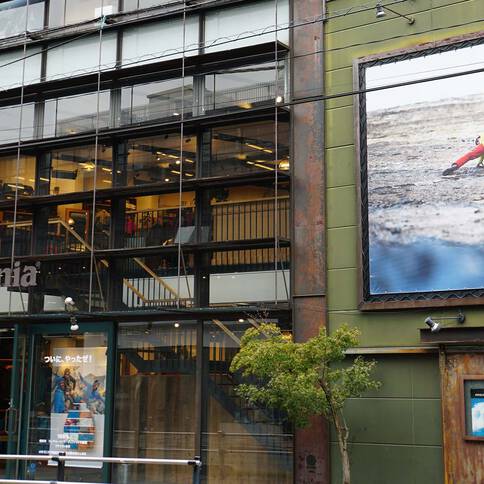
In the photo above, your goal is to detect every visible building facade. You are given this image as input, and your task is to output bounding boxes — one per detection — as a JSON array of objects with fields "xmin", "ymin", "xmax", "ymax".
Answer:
[
  {"xmin": 325, "ymin": 0, "xmax": 484, "ymax": 482},
  {"xmin": 0, "ymin": 0, "xmax": 325, "ymax": 482}
]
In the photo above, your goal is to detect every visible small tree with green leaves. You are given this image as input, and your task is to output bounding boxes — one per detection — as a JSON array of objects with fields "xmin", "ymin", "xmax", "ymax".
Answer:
[{"xmin": 230, "ymin": 323, "xmax": 380, "ymax": 484}]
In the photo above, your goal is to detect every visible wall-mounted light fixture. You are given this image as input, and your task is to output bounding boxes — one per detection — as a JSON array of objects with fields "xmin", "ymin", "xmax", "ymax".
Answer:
[
  {"xmin": 424, "ymin": 312, "xmax": 465, "ymax": 333},
  {"xmin": 376, "ymin": 3, "xmax": 415, "ymax": 24}
]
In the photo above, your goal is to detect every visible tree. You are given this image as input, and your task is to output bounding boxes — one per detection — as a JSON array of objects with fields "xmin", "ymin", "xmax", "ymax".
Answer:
[{"xmin": 230, "ymin": 323, "xmax": 381, "ymax": 484}]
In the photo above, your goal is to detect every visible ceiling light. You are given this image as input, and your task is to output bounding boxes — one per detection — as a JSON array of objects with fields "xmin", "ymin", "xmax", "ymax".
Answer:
[
  {"xmin": 174, "ymin": 322, "xmax": 180, "ymax": 328},
  {"xmin": 275, "ymin": 95, "xmax": 284, "ymax": 103},
  {"xmin": 279, "ymin": 159, "xmax": 290, "ymax": 171}
]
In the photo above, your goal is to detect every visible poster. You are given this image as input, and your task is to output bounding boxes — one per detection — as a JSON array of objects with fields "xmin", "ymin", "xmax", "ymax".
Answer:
[
  {"xmin": 364, "ymin": 42, "xmax": 484, "ymax": 295},
  {"xmin": 43, "ymin": 347, "xmax": 107, "ymax": 468},
  {"xmin": 471, "ymin": 389, "xmax": 484, "ymax": 437}
]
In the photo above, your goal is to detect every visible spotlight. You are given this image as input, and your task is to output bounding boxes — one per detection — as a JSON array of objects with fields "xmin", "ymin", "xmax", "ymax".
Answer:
[
  {"xmin": 275, "ymin": 95, "xmax": 284, "ymax": 104},
  {"xmin": 425, "ymin": 317, "xmax": 440, "ymax": 333},
  {"xmin": 376, "ymin": 4, "xmax": 386, "ymax": 18},
  {"xmin": 174, "ymin": 322, "xmax": 180, "ymax": 328},
  {"xmin": 70, "ymin": 316, "xmax": 79, "ymax": 332},
  {"xmin": 64, "ymin": 297, "xmax": 77, "ymax": 313}
]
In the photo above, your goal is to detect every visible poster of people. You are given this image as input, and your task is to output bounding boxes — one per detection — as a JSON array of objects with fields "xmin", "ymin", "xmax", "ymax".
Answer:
[
  {"xmin": 46, "ymin": 347, "xmax": 106, "ymax": 468},
  {"xmin": 365, "ymin": 42, "xmax": 484, "ymax": 294},
  {"xmin": 471, "ymin": 388, "xmax": 484, "ymax": 437}
]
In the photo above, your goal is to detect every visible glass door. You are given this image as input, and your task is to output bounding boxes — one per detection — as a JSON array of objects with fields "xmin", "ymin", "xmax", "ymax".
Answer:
[
  {"xmin": 0, "ymin": 326, "xmax": 26, "ymax": 479},
  {"xmin": 22, "ymin": 323, "xmax": 113, "ymax": 482}
]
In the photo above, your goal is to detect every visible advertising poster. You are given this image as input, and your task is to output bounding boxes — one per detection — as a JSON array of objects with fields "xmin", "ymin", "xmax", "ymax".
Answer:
[
  {"xmin": 45, "ymin": 347, "xmax": 107, "ymax": 468},
  {"xmin": 471, "ymin": 389, "xmax": 484, "ymax": 437},
  {"xmin": 364, "ymin": 43, "xmax": 484, "ymax": 295}
]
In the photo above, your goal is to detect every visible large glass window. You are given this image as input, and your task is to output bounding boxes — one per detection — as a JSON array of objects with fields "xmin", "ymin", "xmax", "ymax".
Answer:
[
  {"xmin": 117, "ymin": 134, "xmax": 196, "ymax": 187},
  {"xmin": 121, "ymin": 16, "xmax": 199, "ymax": 67},
  {"xmin": 46, "ymin": 33, "xmax": 117, "ymax": 81},
  {"xmin": 123, "ymin": 192, "xmax": 195, "ymax": 249},
  {"xmin": 204, "ymin": 0, "xmax": 290, "ymax": 53},
  {"xmin": 113, "ymin": 322, "xmax": 197, "ymax": 483},
  {"xmin": 0, "ymin": 46, "xmax": 42, "ymax": 90},
  {"xmin": 0, "ymin": 103, "xmax": 36, "ymax": 145},
  {"xmin": 39, "ymin": 144, "xmax": 113, "ymax": 195},
  {"xmin": 204, "ymin": 62, "xmax": 285, "ymax": 113},
  {"xmin": 203, "ymin": 120, "xmax": 290, "ymax": 177},
  {"xmin": 203, "ymin": 320, "xmax": 293, "ymax": 483},
  {"xmin": 0, "ymin": 0, "xmax": 44, "ymax": 40},
  {"xmin": 44, "ymin": 90, "xmax": 111, "ymax": 138},
  {"xmin": 0, "ymin": 154, "xmax": 36, "ymax": 199},
  {"xmin": 120, "ymin": 78, "xmax": 194, "ymax": 126},
  {"xmin": 48, "ymin": 0, "xmax": 118, "ymax": 28}
]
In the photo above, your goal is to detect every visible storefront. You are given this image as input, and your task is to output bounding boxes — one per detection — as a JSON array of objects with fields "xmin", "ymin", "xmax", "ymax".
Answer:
[{"xmin": 0, "ymin": 315, "xmax": 293, "ymax": 483}]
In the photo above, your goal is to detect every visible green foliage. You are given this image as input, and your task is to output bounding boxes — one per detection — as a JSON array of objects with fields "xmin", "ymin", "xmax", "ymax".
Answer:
[{"xmin": 230, "ymin": 323, "xmax": 381, "ymax": 428}]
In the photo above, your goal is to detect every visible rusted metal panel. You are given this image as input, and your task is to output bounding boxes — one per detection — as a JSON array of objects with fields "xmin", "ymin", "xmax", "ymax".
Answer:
[
  {"xmin": 440, "ymin": 349, "xmax": 484, "ymax": 483},
  {"xmin": 291, "ymin": 0, "xmax": 328, "ymax": 480}
]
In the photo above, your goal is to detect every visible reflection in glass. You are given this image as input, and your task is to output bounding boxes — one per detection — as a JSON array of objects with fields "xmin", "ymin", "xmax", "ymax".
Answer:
[
  {"xmin": 0, "ymin": 103, "xmax": 36, "ymax": 145},
  {"xmin": 118, "ymin": 134, "xmax": 196, "ymax": 187},
  {"xmin": 0, "ymin": 154, "xmax": 36, "ymax": 199},
  {"xmin": 27, "ymin": 331, "xmax": 108, "ymax": 482},
  {"xmin": 204, "ymin": 62, "xmax": 285, "ymax": 113},
  {"xmin": 0, "ymin": 46, "xmax": 42, "ymax": 90},
  {"xmin": 0, "ymin": 209, "xmax": 32, "ymax": 257},
  {"xmin": 120, "ymin": 78, "xmax": 194, "ymax": 126},
  {"xmin": 44, "ymin": 91, "xmax": 111, "ymax": 138},
  {"xmin": 203, "ymin": 320, "xmax": 293, "ymax": 483},
  {"xmin": 39, "ymin": 144, "xmax": 112, "ymax": 195},
  {"xmin": 204, "ymin": 120, "xmax": 290, "ymax": 177},
  {"xmin": 49, "ymin": 0, "xmax": 118, "ymax": 28},
  {"xmin": 113, "ymin": 322, "xmax": 196, "ymax": 483},
  {"xmin": 0, "ymin": 0, "xmax": 44, "ymax": 40}
]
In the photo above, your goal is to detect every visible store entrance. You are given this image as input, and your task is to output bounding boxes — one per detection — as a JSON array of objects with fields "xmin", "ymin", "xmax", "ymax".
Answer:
[{"xmin": 20, "ymin": 324, "xmax": 113, "ymax": 482}]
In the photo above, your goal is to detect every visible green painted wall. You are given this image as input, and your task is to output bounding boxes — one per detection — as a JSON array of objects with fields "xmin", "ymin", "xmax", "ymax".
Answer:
[
  {"xmin": 323, "ymin": 1, "xmax": 484, "ymax": 481},
  {"xmin": 324, "ymin": 0, "xmax": 484, "ymax": 345},
  {"xmin": 330, "ymin": 356, "xmax": 443, "ymax": 484}
]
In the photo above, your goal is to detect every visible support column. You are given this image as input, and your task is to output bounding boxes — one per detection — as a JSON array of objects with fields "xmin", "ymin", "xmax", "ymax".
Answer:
[{"xmin": 291, "ymin": 0, "xmax": 329, "ymax": 482}]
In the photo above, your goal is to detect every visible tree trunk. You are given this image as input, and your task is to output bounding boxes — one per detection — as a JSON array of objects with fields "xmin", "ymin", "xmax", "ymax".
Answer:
[{"xmin": 333, "ymin": 410, "xmax": 351, "ymax": 484}]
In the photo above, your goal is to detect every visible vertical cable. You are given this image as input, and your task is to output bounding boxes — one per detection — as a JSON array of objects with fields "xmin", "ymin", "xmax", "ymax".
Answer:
[
  {"xmin": 176, "ymin": 1, "xmax": 187, "ymax": 307},
  {"xmin": 9, "ymin": 0, "xmax": 30, "ymax": 315},
  {"xmin": 88, "ymin": 4, "xmax": 106, "ymax": 311},
  {"xmin": 273, "ymin": 0, "xmax": 279, "ymax": 305}
]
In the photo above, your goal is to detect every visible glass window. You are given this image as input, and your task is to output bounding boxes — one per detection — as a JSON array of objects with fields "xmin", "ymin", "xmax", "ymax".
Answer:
[
  {"xmin": 35, "ymin": 201, "xmax": 111, "ymax": 255},
  {"xmin": 0, "ymin": 103, "xmax": 36, "ymax": 145},
  {"xmin": 0, "ymin": 46, "xmax": 42, "ymax": 90},
  {"xmin": 123, "ymin": 192, "xmax": 195, "ymax": 249},
  {"xmin": 204, "ymin": 62, "xmax": 285, "ymax": 113},
  {"xmin": 117, "ymin": 134, "xmax": 196, "ymax": 187},
  {"xmin": 49, "ymin": 0, "xmax": 118, "ymax": 28},
  {"xmin": 203, "ymin": 320, "xmax": 293, "ymax": 483},
  {"xmin": 0, "ymin": 0, "xmax": 44, "ymax": 40},
  {"xmin": 122, "ymin": 0, "xmax": 170, "ymax": 11},
  {"xmin": 203, "ymin": 120, "xmax": 290, "ymax": 177},
  {"xmin": 39, "ymin": 143, "xmax": 112, "ymax": 196},
  {"xmin": 113, "ymin": 321, "xmax": 196, "ymax": 483},
  {"xmin": 0, "ymin": 154, "xmax": 36, "ymax": 199},
  {"xmin": 0, "ymin": 208, "xmax": 32, "ymax": 257},
  {"xmin": 121, "ymin": 16, "xmax": 199, "ymax": 67},
  {"xmin": 204, "ymin": 0, "xmax": 289, "ymax": 53},
  {"xmin": 46, "ymin": 33, "xmax": 117, "ymax": 81},
  {"xmin": 120, "ymin": 78, "xmax": 193, "ymax": 126},
  {"xmin": 44, "ymin": 90, "xmax": 111, "ymax": 138}
]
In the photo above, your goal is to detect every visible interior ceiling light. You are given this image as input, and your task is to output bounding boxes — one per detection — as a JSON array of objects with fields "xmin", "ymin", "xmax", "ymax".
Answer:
[{"xmin": 279, "ymin": 159, "xmax": 290, "ymax": 171}]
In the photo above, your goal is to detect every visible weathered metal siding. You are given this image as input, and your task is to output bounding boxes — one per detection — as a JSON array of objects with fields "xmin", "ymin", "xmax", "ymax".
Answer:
[{"xmin": 440, "ymin": 349, "xmax": 484, "ymax": 484}]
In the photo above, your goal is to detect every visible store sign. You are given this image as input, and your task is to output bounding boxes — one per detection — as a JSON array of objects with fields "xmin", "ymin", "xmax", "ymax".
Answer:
[{"xmin": 0, "ymin": 262, "xmax": 38, "ymax": 288}]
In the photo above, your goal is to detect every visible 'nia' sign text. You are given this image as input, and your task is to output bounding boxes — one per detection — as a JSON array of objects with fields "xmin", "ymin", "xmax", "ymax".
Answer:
[{"xmin": 0, "ymin": 262, "xmax": 38, "ymax": 288}]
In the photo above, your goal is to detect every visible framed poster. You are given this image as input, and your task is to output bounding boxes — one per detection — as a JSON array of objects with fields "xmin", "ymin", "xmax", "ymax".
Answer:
[{"xmin": 461, "ymin": 376, "xmax": 484, "ymax": 441}]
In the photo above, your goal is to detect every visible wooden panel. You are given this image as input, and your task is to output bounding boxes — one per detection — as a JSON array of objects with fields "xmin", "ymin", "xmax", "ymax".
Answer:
[{"xmin": 440, "ymin": 350, "xmax": 484, "ymax": 483}]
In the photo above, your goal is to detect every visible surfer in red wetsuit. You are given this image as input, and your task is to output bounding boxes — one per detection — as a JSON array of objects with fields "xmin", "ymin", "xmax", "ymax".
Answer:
[{"xmin": 443, "ymin": 134, "xmax": 484, "ymax": 175}]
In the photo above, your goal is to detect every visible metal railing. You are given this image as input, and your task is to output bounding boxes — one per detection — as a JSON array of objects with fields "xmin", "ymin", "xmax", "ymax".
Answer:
[{"xmin": 0, "ymin": 454, "xmax": 202, "ymax": 484}]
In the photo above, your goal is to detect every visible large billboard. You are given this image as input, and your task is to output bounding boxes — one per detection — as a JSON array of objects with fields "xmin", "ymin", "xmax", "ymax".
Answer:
[{"xmin": 362, "ymin": 41, "xmax": 484, "ymax": 296}]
